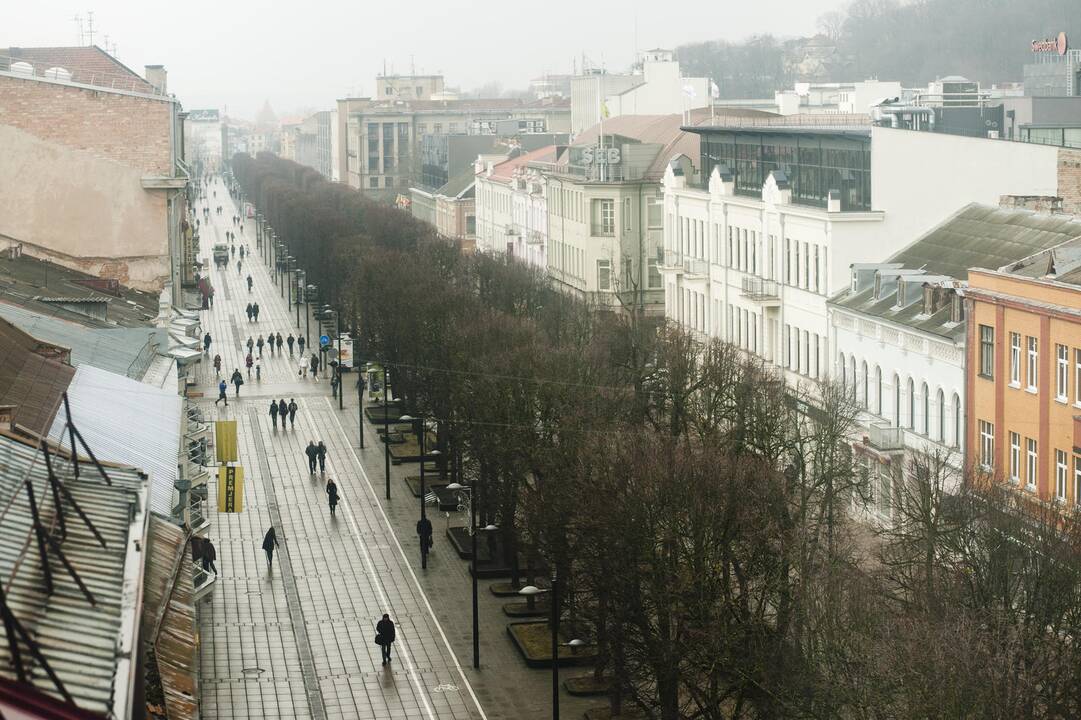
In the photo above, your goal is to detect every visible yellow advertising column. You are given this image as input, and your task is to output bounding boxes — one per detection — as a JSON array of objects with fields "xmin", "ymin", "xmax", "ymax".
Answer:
[
  {"xmin": 217, "ymin": 465, "xmax": 244, "ymax": 512},
  {"xmin": 215, "ymin": 420, "xmax": 238, "ymax": 463}
]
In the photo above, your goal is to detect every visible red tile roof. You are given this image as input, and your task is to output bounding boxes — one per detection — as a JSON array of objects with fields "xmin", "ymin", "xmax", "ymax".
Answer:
[
  {"xmin": 2, "ymin": 46, "xmax": 156, "ymax": 94},
  {"xmin": 488, "ymin": 145, "xmax": 559, "ymax": 183}
]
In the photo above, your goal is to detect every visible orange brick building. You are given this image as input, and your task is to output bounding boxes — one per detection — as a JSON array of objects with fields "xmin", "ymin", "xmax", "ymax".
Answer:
[{"xmin": 967, "ymin": 219, "xmax": 1081, "ymax": 503}]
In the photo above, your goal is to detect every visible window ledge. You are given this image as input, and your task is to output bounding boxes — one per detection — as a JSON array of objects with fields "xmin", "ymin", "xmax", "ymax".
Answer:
[
  {"xmin": 1008, "ymin": 381, "xmax": 1021, "ymax": 389},
  {"xmin": 1056, "ymin": 395, "xmax": 1068, "ymax": 404},
  {"xmin": 1008, "ymin": 477, "xmax": 1020, "ymax": 486},
  {"xmin": 978, "ymin": 373, "xmax": 994, "ymax": 381},
  {"xmin": 1025, "ymin": 387, "xmax": 1038, "ymax": 395},
  {"xmin": 1026, "ymin": 483, "xmax": 1037, "ymax": 492}
]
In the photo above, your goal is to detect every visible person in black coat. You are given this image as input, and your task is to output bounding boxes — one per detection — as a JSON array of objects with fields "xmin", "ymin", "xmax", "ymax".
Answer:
[
  {"xmin": 317, "ymin": 441, "xmax": 327, "ymax": 473},
  {"xmin": 270, "ymin": 399, "xmax": 280, "ymax": 429},
  {"xmin": 262, "ymin": 527, "xmax": 279, "ymax": 571},
  {"xmin": 278, "ymin": 398, "xmax": 288, "ymax": 426},
  {"xmin": 326, "ymin": 478, "xmax": 339, "ymax": 515},
  {"xmin": 305, "ymin": 441, "xmax": 318, "ymax": 474},
  {"xmin": 288, "ymin": 399, "xmax": 298, "ymax": 428},
  {"xmin": 376, "ymin": 614, "xmax": 396, "ymax": 666},
  {"xmin": 230, "ymin": 368, "xmax": 244, "ymax": 397},
  {"xmin": 202, "ymin": 539, "xmax": 218, "ymax": 575},
  {"xmin": 275, "ymin": 332, "xmax": 284, "ymax": 353}
]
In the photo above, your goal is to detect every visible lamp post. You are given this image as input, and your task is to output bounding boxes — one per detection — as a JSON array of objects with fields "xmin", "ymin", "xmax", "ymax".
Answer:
[
  {"xmin": 519, "ymin": 575, "xmax": 578, "ymax": 720},
  {"xmin": 285, "ymin": 256, "xmax": 296, "ymax": 310},
  {"xmin": 383, "ymin": 365, "xmax": 392, "ymax": 500},
  {"xmin": 403, "ymin": 414, "xmax": 437, "ymax": 569},
  {"xmin": 357, "ymin": 358, "xmax": 365, "ymax": 450},
  {"xmin": 305, "ymin": 284, "xmax": 316, "ymax": 350},
  {"xmin": 295, "ymin": 270, "xmax": 304, "ymax": 330},
  {"xmin": 448, "ymin": 483, "xmax": 495, "ymax": 669}
]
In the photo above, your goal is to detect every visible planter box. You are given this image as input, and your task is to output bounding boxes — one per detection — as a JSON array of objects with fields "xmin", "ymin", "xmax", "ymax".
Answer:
[
  {"xmin": 506, "ymin": 621, "xmax": 596, "ymax": 669},
  {"xmin": 564, "ymin": 675, "xmax": 613, "ymax": 697},
  {"xmin": 404, "ymin": 475, "xmax": 449, "ymax": 498},
  {"xmin": 502, "ymin": 600, "xmax": 550, "ymax": 618}
]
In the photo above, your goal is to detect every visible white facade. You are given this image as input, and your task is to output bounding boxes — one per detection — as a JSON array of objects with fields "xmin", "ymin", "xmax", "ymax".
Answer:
[
  {"xmin": 570, "ymin": 51, "xmax": 710, "ymax": 133},
  {"xmin": 661, "ymin": 166, "xmax": 886, "ymax": 389},
  {"xmin": 475, "ymin": 163, "xmax": 549, "ymax": 271}
]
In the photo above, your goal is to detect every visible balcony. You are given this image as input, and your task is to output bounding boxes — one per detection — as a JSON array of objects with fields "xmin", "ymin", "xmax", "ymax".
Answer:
[
  {"xmin": 659, "ymin": 250, "xmax": 708, "ymax": 278},
  {"xmin": 868, "ymin": 423, "xmax": 906, "ymax": 452},
  {"xmin": 526, "ymin": 231, "xmax": 544, "ymax": 245},
  {"xmin": 740, "ymin": 276, "xmax": 781, "ymax": 306}
]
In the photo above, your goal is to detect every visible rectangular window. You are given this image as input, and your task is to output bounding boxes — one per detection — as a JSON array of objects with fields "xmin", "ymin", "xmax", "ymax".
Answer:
[
  {"xmin": 623, "ymin": 197, "xmax": 632, "ymax": 233},
  {"xmin": 1075, "ymin": 456, "xmax": 1081, "ymax": 505},
  {"xmin": 813, "ymin": 246, "xmax": 820, "ymax": 293},
  {"xmin": 1057, "ymin": 449, "xmax": 1068, "ymax": 500},
  {"xmin": 1076, "ymin": 350, "xmax": 1081, "ymax": 406},
  {"xmin": 1009, "ymin": 332, "xmax": 1021, "ymax": 386},
  {"xmin": 727, "ymin": 226, "xmax": 733, "ymax": 267},
  {"xmin": 978, "ymin": 325, "xmax": 994, "ymax": 378},
  {"xmin": 647, "ymin": 258, "xmax": 661, "ymax": 288},
  {"xmin": 1026, "ymin": 437, "xmax": 1038, "ymax": 490},
  {"xmin": 784, "ymin": 323, "xmax": 791, "ymax": 367},
  {"xmin": 803, "ymin": 242, "xmax": 810, "ymax": 289},
  {"xmin": 1057, "ymin": 344, "xmax": 1068, "ymax": 401},
  {"xmin": 979, "ymin": 420, "xmax": 994, "ymax": 470},
  {"xmin": 592, "ymin": 199, "xmax": 615, "ymax": 236},
  {"xmin": 647, "ymin": 199, "xmax": 663, "ymax": 228},
  {"xmin": 369, "ymin": 176, "xmax": 379, "ymax": 189},
  {"xmin": 1009, "ymin": 432, "xmax": 1021, "ymax": 483},
  {"xmin": 793, "ymin": 240, "xmax": 800, "ymax": 286},
  {"xmin": 1026, "ymin": 336, "xmax": 1038, "ymax": 390},
  {"xmin": 597, "ymin": 259, "xmax": 611, "ymax": 290}
]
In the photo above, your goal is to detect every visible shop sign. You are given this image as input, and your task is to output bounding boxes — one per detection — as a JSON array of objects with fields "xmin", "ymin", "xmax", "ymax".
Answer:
[{"xmin": 1031, "ymin": 32, "xmax": 1068, "ymax": 55}]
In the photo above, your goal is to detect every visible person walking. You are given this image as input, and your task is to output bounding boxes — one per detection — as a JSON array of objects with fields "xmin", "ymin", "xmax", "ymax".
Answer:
[
  {"xmin": 237, "ymin": 259, "xmax": 243, "ymax": 275},
  {"xmin": 375, "ymin": 614, "xmax": 396, "ymax": 666},
  {"xmin": 213, "ymin": 354, "xmax": 222, "ymax": 378},
  {"xmin": 297, "ymin": 335, "xmax": 306, "ymax": 355},
  {"xmin": 246, "ymin": 274, "xmax": 253, "ymax": 293},
  {"xmin": 262, "ymin": 527, "xmax": 279, "ymax": 571},
  {"xmin": 240, "ymin": 245, "xmax": 246, "ymax": 260},
  {"xmin": 331, "ymin": 369, "xmax": 340, "ymax": 399},
  {"xmin": 317, "ymin": 441, "xmax": 327, "ymax": 473},
  {"xmin": 256, "ymin": 335, "xmax": 265, "ymax": 357},
  {"xmin": 269, "ymin": 399, "xmax": 279, "ymax": 429},
  {"xmin": 214, "ymin": 379, "xmax": 228, "ymax": 406},
  {"xmin": 305, "ymin": 441, "xmax": 318, "ymax": 474},
  {"xmin": 203, "ymin": 332, "xmax": 212, "ymax": 355},
  {"xmin": 278, "ymin": 398, "xmax": 288, "ymax": 427},
  {"xmin": 230, "ymin": 368, "xmax": 244, "ymax": 397},
  {"xmin": 253, "ymin": 303, "xmax": 261, "ymax": 322},
  {"xmin": 417, "ymin": 516, "xmax": 433, "ymax": 558},
  {"xmin": 245, "ymin": 352, "xmax": 254, "ymax": 378},
  {"xmin": 230, "ymin": 245, "xmax": 236, "ymax": 258},
  {"xmin": 255, "ymin": 361, "xmax": 262, "ymax": 381},
  {"xmin": 287, "ymin": 333, "xmax": 295, "ymax": 356},
  {"xmin": 275, "ymin": 332, "xmax": 283, "ymax": 354},
  {"xmin": 288, "ymin": 399, "xmax": 298, "ymax": 429},
  {"xmin": 325, "ymin": 478, "xmax": 339, "ymax": 516},
  {"xmin": 310, "ymin": 353, "xmax": 320, "ymax": 381},
  {"xmin": 208, "ymin": 286, "xmax": 215, "ymax": 307},
  {"xmin": 246, "ymin": 303, "xmax": 253, "ymax": 322},
  {"xmin": 246, "ymin": 336, "xmax": 254, "ymax": 355},
  {"xmin": 202, "ymin": 538, "xmax": 218, "ymax": 575}
]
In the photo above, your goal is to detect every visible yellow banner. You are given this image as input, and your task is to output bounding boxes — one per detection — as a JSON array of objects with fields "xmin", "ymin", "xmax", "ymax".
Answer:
[
  {"xmin": 215, "ymin": 420, "xmax": 238, "ymax": 463},
  {"xmin": 217, "ymin": 465, "xmax": 244, "ymax": 512}
]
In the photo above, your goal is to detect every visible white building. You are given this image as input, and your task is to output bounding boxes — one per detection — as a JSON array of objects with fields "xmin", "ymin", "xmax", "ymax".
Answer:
[
  {"xmin": 570, "ymin": 50, "xmax": 710, "ymax": 133},
  {"xmin": 475, "ymin": 146, "xmax": 555, "ymax": 271},
  {"xmin": 830, "ymin": 203, "xmax": 1081, "ymax": 523},
  {"xmin": 185, "ymin": 108, "xmax": 223, "ymax": 172},
  {"xmin": 660, "ymin": 122, "xmax": 1080, "ymax": 392}
]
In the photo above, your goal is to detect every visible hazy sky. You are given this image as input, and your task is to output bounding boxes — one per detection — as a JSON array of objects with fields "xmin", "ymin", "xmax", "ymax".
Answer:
[{"xmin": 5, "ymin": 0, "xmax": 847, "ymax": 119}]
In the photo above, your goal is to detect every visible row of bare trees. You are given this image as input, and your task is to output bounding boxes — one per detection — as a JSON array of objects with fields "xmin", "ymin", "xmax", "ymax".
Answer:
[{"xmin": 232, "ymin": 153, "xmax": 1081, "ymax": 719}]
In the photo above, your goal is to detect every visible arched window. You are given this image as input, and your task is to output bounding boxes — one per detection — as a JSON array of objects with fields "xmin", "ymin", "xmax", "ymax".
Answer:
[
  {"xmin": 893, "ymin": 374, "xmax": 901, "ymax": 427},
  {"xmin": 875, "ymin": 366, "xmax": 883, "ymax": 415},
  {"xmin": 953, "ymin": 393, "xmax": 962, "ymax": 448},
  {"xmin": 921, "ymin": 382, "xmax": 930, "ymax": 436},
  {"xmin": 861, "ymin": 360, "xmax": 869, "ymax": 409},
  {"xmin": 849, "ymin": 355, "xmax": 857, "ymax": 401},
  {"xmin": 936, "ymin": 389, "xmax": 945, "ymax": 442},
  {"xmin": 907, "ymin": 378, "xmax": 915, "ymax": 429}
]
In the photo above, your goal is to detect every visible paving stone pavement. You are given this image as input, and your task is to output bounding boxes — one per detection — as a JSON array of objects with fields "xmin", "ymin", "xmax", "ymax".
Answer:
[{"xmin": 194, "ymin": 176, "xmax": 595, "ymax": 720}]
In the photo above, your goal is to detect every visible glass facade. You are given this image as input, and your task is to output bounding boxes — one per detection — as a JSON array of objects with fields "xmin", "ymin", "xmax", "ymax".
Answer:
[{"xmin": 700, "ymin": 131, "xmax": 872, "ymax": 211}]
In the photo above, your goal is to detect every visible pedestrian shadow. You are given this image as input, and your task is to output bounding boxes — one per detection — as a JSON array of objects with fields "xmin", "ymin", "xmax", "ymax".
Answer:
[{"xmin": 380, "ymin": 666, "xmax": 397, "ymax": 687}]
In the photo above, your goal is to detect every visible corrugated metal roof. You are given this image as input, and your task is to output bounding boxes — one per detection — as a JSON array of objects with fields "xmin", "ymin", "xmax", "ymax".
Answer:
[
  {"xmin": 0, "ymin": 430, "xmax": 147, "ymax": 715},
  {"xmin": 889, "ymin": 204, "xmax": 1081, "ymax": 281},
  {"xmin": 142, "ymin": 516, "xmax": 197, "ymax": 720},
  {"xmin": 48, "ymin": 364, "xmax": 181, "ymax": 516},
  {"xmin": 0, "ymin": 302, "xmax": 165, "ymax": 379}
]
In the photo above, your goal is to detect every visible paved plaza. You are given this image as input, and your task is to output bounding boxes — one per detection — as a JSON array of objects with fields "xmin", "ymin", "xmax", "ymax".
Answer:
[{"xmin": 193, "ymin": 178, "xmax": 591, "ymax": 720}]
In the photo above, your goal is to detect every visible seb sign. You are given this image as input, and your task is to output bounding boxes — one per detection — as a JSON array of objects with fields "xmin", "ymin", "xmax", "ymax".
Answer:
[
  {"xmin": 581, "ymin": 146, "xmax": 621, "ymax": 165},
  {"xmin": 1031, "ymin": 31, "xmax": 1068, "ymax": 55}
]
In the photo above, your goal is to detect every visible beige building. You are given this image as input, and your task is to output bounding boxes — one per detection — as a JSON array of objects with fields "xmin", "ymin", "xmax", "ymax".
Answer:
[
  {"xmin": 376, "ymin": 73, "xmax": 446, "ymax": 101},
  {"xmin": 0, "ymin": 47, "xmax": 189, "ymax": 300},
  {"xmin": 336, "ymin": 92, "xmax": 570, "ymax": 201}
]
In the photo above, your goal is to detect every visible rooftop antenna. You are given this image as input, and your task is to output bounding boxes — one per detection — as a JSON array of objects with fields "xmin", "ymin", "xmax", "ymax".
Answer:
[{"xmin": 86, "ymin": 11, "xmax": 95, "ymax": 47}]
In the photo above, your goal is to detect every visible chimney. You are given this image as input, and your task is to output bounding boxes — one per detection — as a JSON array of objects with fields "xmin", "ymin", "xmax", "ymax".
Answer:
[{"xmin": 145, "ymin": 64, "xmax": 167, "ymax": 93}]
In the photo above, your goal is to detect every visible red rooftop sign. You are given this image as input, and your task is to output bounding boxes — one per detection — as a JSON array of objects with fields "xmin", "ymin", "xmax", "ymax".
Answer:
[{"xmin": 1031, "ymin": 31, "xmax": 1068, "ymax": 55}]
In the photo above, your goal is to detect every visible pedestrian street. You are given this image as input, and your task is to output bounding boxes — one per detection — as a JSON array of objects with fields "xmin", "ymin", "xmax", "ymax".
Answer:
[{"xmin": 193, "ymin": 177, "xmax": 485, "ymax": 720}]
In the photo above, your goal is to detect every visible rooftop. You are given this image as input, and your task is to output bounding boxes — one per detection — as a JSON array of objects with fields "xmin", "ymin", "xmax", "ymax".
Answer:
[
  {"xmin": 490, "ymin": 145, "xmax": 560, "ymax": 183},
  {"xmin": 831, "ymin": 204, "xmax": 1081, "ymax": 340},
  {"xmin": 0, "ymin": 427, "xmax": 147, "ymax": 715},
  {"xmin": 0, "ymin": 45, "xmax": 156, "ymax": 95},
  {"xmin": 0, "ymin": 317, "xmax": 75, "ymax": 436}
]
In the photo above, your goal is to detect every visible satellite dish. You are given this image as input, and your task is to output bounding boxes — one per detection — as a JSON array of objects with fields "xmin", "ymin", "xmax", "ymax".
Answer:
[{"xmin": 11, "ymin": 61, "xmax": 34, "ymax": 76}]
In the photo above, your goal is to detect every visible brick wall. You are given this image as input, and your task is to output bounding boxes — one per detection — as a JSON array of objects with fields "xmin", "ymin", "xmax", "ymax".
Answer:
[
  {"xmin": 1059, "ymin": 148, "xmax": 1081, "ymax": 216},
  {"xmin": 0, "ymin": 74, "xmax": 173, "ymax": 175}
]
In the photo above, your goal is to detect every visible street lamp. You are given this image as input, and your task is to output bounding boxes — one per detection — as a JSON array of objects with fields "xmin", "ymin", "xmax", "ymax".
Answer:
[
  {"xmin": 383, "ymin": 365, "xmax": 392, "ymax": 500},
  {"xmin": 402, "ymin": 414, "xmax": 438, "ymax": 569},
  {"xmin": 285, "ymin": 256, "xmax": 296, "ymax": 309},
  {"xmin": 519, "ymin": 575, "xmax": 578, "ymax": 720},
  {"xmin": 294, "ymin": 269, "xmax": 305, "ymax": 330},
  {"xmin": 448, "ymin": 482, "xmax": 496, "ymax": 670},
  {"xmin": 305, "ymin": 283, "xmax": 317, "ymax": 350}
]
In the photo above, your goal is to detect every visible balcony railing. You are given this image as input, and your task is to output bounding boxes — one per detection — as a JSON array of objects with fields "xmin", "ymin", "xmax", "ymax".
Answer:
[
  {"xmin": 660, "ymin": 250, "xmax": 707, "ymax": 277},
  {"xmin": 741, "ymin": 276, "xmax": 780, "ymax": 300},
  {"xmin": 868, "ymin": 423, "xmax": 905, "ymax": 452}
]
